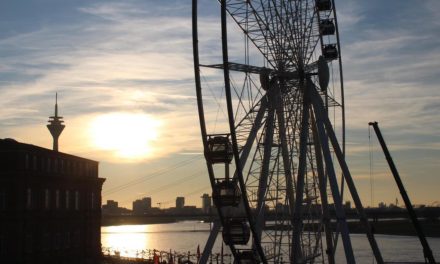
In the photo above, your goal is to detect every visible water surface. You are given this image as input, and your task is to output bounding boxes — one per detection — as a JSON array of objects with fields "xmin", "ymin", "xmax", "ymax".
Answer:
[{"xmin": 102, "ymin": 221, "xmax": 440, "ymax": 263}]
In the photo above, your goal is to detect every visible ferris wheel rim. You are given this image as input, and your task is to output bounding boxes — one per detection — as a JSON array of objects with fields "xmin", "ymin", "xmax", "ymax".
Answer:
[{"xmin": 193, "ymin": 0, "xmax": 346, "ymax": 263}]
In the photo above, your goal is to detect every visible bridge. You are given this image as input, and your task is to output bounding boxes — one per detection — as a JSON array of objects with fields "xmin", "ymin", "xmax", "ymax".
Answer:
[{"xmin": 102, "ymin": 206, "xmax": 440, "ymax": 226}]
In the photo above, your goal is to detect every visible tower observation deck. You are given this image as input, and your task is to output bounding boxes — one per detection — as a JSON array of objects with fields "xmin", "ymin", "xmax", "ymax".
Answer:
[{"xmin": 47, "ymin": 93, "xmax": 65, "ymax": 152}]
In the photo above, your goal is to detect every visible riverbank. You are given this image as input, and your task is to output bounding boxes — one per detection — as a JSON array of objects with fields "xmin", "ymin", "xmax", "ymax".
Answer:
[
  {"xmin": 348, "ymin": 219, "xmax": 440, "ymax": 237},
  {"xmin": 102, "ymin": 215, "xmax": 178, "ymax": 226}
]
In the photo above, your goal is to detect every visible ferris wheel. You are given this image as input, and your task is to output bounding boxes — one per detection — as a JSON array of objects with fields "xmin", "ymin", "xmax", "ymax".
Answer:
[{"xmin": 192, "ymin": 0, "xmax": 383, "ymax": 263}]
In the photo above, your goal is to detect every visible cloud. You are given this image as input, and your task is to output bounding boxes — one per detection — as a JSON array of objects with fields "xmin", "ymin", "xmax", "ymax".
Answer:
[
  {"xmin": 1, "ymin": 1, "xmax": 439, "ymax": 205},
  {"xmin": 336, "ymin": 1, "xmax": 440, "ymax": 158},
  {"xmin": 0, "ymin": 0, "xmax": 210, "ymax": 164}
]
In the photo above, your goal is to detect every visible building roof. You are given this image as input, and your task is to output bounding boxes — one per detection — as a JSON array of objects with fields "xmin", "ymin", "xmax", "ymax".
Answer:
[{"xmin": 0, "ymin": 138, "xmax": 97, "ymax": 164}]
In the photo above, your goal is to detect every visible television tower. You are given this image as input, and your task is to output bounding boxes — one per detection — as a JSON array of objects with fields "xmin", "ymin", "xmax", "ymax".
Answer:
[{"xmin": 47, "ymin": 93, "xmax": 65, "ymax": 152}]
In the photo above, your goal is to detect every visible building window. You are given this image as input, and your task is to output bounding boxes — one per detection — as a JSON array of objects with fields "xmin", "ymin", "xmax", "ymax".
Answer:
[
  {"xmin": 73, "ymin": 230, "xmax": 80, "ymax": 247},
  {"xmin": 0, "ymin": 234, "xmax": 6, "ymax": 256},
  {"xmin": 25, "ymin": 154, "xmax": 29, "ymax": 169},
  {"xmin": 55, "ymin": 190, "xmax": 60, "ymax": 209},
  {"xmin": 65, "ymin": 190, "xmax": 70, "ymax": 209},
  {"xmin": 0, "ymin": 191, "xmax": 6, "ymax": 211},
  {"xmin": 54, "ymin": 159, "xmax": 58, "ymax": 172},
  {"xmin": 42, "ymin": 233, "xmax": 50, "ymax": 251},
  {"xmin": 47, "ymin": 158, "xmax": 51, "ymax": 172},
  {"xmin": 40, "ymin": 157, "xmax": 45, "ymax": 171},
  {"xmin": 32, "ymin": 155, "xmax": 37, "ymax": 171},
  {"xmin": 60, "ymin": 160, "xmax": 64, "ymax": 173},
  {"xmin": 75, "ymin": 191, "xmax": 79, "ymax": 210},
  {"xmin": 26, "ymin": 188, "xmax": 32, "ymax": 210},
  {"xmin": 44, "ymin": 189, "xmax": 50, "ymax": 210},
  {"xmin": 65, "ymin": 232, "xmax": 70, "ymax": 249},
  {"xmin": 91, "ymin": 192, "xmax": 95, "ymax": 210},
  {"xmin": 54, "ymin": 233, "xmax": 61, "ymax": 250},
  {"xmin": 25, "ymin": 233, "xmax": 32, "ymax": 253}
]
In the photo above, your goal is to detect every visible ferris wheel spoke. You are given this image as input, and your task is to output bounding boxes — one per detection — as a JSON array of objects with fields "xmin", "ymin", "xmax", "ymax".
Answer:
[
  {"xmin": 302, "ymin": 2, "xmax": 315, "ymax": 62},
  {"xmin": 225, "ymin": 0, "xmax": 306, "ymax": 68},
  {"xmin": 279, "ymin": 1, "xmax": 301, "ymax": 65},
  {"xmin": 201, "ymin": 62, "xmax": 269, "ymax": 75},
  {"xmin": 257, "ymin": 2, "xmax": 285, "ymax": 64},
  {"xmin": 223, "ymin": 1, "xmax": 276, "ymax": 67},
  {"xmin": 232, "ymin": 78, "xmax": 251, "ymax": 122},
  {"xmin": 248, "ymin": 2, "xmax": 286, "ymax": 66},
  {"xmin": 303, "ymin": 17, "xmax": 320, "ymax": 65}
]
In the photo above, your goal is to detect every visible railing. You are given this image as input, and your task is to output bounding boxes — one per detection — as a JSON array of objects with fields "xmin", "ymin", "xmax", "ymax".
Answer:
[{"xmin": 102, "ymin": 247, "xmax": 233, "ymax": 264}]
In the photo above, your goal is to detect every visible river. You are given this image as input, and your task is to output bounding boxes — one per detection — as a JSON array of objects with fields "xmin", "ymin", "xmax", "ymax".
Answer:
[{"xmin": 101, "ymin": 221, "xmax": 440, "ymax": 263}]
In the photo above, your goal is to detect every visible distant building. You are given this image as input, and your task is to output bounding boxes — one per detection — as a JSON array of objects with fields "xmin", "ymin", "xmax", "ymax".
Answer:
[
  {"xmin": 165, "ymin": 205, "xmax": 202, "ymax": 216},
  {"xmin": 144, "ymin": 197, "xmax": 152, "ymax": 209},
  {"xmin": 132, "ymin": 197, "xmax": 152, "ymax": 215},
  {"xmin": 176, "ymin": 197, "xmax": 185, "ymax": 209},
  {"xmin": 275, "ymin": 203, "xmax": 289, "ymax": 214},
  {"xmin": 107, "ymin": 200, "xmax": 118, "ymax": 208},
  {"xmin": 102, "ymin": 200, "xmax": 119, "ymax": 215},
  {"xmin": 102, "ymin": 200, "xmax": 131, "ymax": 216},
  {"xmin": 132, "ymin": 200, "xmax": 143, "ymax": 215},
  {"xmin": 182, "ymin": 205, "xmax": 200, "ymax": 215},
  {"xmin": 201, "ymin": 193, "xmax": 211, "ymax": 214},
  {"xmin": 0, "ymin": 138, "xmax": 105, "ymax": 263}
]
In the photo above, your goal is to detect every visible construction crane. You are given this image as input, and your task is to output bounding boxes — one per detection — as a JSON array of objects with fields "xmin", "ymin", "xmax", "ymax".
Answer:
[{"xmin": 369, "ymin": 121, "xmax": 436, "ymax": 264}]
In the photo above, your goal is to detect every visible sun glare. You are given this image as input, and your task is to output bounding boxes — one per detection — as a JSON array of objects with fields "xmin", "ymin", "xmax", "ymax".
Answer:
[{"xmin": 89, "ymin": 113, "xmax": 161, "ymax": 161}]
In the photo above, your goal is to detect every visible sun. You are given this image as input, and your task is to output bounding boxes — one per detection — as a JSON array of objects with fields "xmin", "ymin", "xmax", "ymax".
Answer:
[{"xmin": 89, "ymin": 112, "xmax": 161, "ymax": 160}]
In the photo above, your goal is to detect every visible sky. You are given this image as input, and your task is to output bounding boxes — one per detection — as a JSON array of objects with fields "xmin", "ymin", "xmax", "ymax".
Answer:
[{"xmin": 1, "ymin": 0, "xmax": 439, "ymax": 209}]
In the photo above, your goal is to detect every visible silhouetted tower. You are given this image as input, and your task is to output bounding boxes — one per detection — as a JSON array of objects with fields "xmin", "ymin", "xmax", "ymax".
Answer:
[
  {"xmin": 47, "ymin": 93, "xmax": 65, "ymax": 152},
  {"xmin": 201, "ymin": 193, "xmax": 212, "ymax": 214}
]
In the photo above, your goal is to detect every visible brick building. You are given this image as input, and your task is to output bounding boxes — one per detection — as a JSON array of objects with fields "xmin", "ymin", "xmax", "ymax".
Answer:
[{"xmin": 0, "ymin": 138, "xmax": 105, "ymax": 263}]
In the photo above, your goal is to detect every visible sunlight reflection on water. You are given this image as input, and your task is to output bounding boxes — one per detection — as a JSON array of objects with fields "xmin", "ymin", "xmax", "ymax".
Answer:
[
  {"xmin": 101, "ymin": 221, "xmax": 226, "ymax": 258},
  {"xmin": 102, "ymin": 225, "xmax": 151, "ymax": 257}
]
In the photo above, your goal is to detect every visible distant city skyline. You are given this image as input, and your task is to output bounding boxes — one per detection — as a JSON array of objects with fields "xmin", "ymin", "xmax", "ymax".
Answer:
[
  {"xmin": 105, "ymin": 194, "xmax": 437, "ymax": 212},
  {"xmin": 112, "ymin": 194, "xmax": 212, "ymax": 211},
  {"xmin": 1, "ymin": 0, "xmax": 439, "ymax": 208}
]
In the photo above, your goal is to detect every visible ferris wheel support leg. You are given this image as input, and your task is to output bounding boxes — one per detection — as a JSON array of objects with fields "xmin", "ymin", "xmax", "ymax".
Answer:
[
  {"xmin": 255, "ymin": 101, "xmax": 276, "ymax": 238},
  {"xmin": 275, "ymin": 89, "xmax": 296, "ymax": 226},
  {"xmin": 309, "ymin": 86, "xmax": 385, "ymax": 264},
  {"xmin": 238, "ymin": 97, "xmax": 268, "ymax": 167},
  {"xmin": 292, "ymin": 87, "xmax": 311, "ymax": 263},
  {"xmin": 200, "ymin": 221, "xmax": 221, "ymax": 264},
  {"xmin": 311, "ymin": 114, "xmax": 336, "ymax": 264},
  {"xmin": 312, "ymin": 97, "xmax": 355, "ymax": 264}
]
